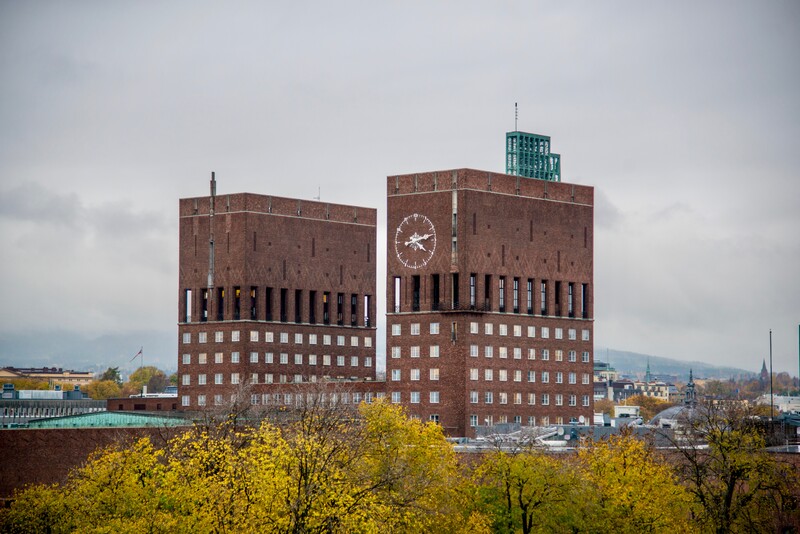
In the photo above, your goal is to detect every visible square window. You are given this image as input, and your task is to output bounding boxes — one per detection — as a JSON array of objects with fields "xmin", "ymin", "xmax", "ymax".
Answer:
[
  {"xmin": 484, "ymin": 346, "xmax": 493, "ymax": 358},
  {"xmin": 280, "ymin": 353, "xmax": 288, "ymax": 364},
  {"xmin": 182, "ymin": 374, "xmax": 190, "ymax": 386},
  {"xmin": 582, "ymin": 351, "xmax": 590, "ymax": 363},
  {"xmin": 528, "ymin": 370, "xmax": 536, "ymax": 382},
  {"xmin": 583, "ymin": 395, "xmax": 590, "ymax": 407},
  {"xmin": 337, "ymin": 335, "xmax": 345, "ymax": 346},
  {"xmin": 470, "ymin": 322, "xmax": 479, "ymax": 334},
  {"xmin": 541, "ymin": 327, "xmax": 549, "ymax": 339},
  {"xmin": 364, "ymin": 357, "xmax": 372, "ymax": 367},
  {"xmin": 429, "ymin": 345, "xmax": 440, "ymax": 358},
  {"xmin": 568, "ymin": 328, "xmax": 577, "ymax": 341},
  {"xmin": 231, "ymin": 352, "xmax": 240, "ymax": 363},
  {"xmin": 250, "ymin": 331, "xmax": 259, "ymax": 342},
  {"xmin": 470, "ymin": 392, "xmax": 478, "ymax": 404},
  {"xmin": 555, "ymin": 328, "xmax": 563, "ymax": 340},
  {"xmin": 323, "ymin": 335, "xmax": 332, "ymax": 345},
  {"xmin": 499, "ymin": 392, "xmax": 508, "ymax": 405},
  {"xmin": 198, "ymin": 374, "xmax": 206, "ymax": 385},
  {"xmin": 470, "ymin": 344, "xmax": 479, "ymax": 357},
  {"xmin": 391, "ymin": 324, "xmax": 401, "ymax": 336},
  {"xmin": 514, "ymin": 370, "xmax": 522, "ymax": 382},
  {"xmin": 556, "ymin": 372, "xmax": 563, "ymax": 384},
  {"xmin": 411, "ymin": 369, "xmax": 420, "ymax": 381},
  {"xmin": 215, "ymin": 332, "xmax": 224, "ymax": 343},
  {"xmin": 265, "ymin": 373, "xmax": 273, "ymax": 383},
  {"xmin": 542, "ymin": 349, "xmax": 550, "ymax": 361},
  {"xmin": 182, "ymin": 332, "xmax": 191, "ymax": 344},
  {"xmin": 541, "ymin": 394, "xmax": 549, "ymax": 406},
  {"xmin": 250, "ymin": 352, "xmax": 258, "ymax": 363},
  {"xmin": 527, "ymin": 326, "xmax": 536, "ymax": 338},
  {"xmin": 429, "ymin": 391, "xmax": 440, "ymax": 404},
  {"xmin": 182, "ymin": 354, "xmax": 191, "ymax": 365},
  {"xmin": 528, "ymin": 348, "xmax": 535, "ymax": 360},
  {"xmin": 485, "ymin": 392, "xmax": 493, "ymax": 404},
  {"xmin": 231, "ymin": 373, "xmax": 240, "ymax": 385},
  {"xmin": 309, "ymin": 354, "xmax": 317, "ymax": 365},
  {"xmin": 484, "ymin": 323, "xmax": 493, "ymax": 335},
  {"xmin": 323, "ymin": 355, "xmax": 331, "ymax": 366},
  {"xmin": 430, "ymin": 322, "xmax": 440, "ymax": 335},
  {"xmin": 215, "ymin": 352, "xmax": 223, "ymax": 364},
  {"xmin": 582, "ymin": 329, "xmax": 590, "ymax": 341},
  {"xmin": 295, "ymin": 333, "xmax": 303, "ymax": 344},
  {"xmin": 528, "ymin": 393, "xmax": 536, "ymax": 405},
  {"xmin": 470, "ymin": 368, "xmax": 478, "ymax": 381},
  {"xmin": 542, "ymin": 371, "xmax": 549, "ymax": 383},
  {"xmin": 350, "ymin": 336, "xmax": 359, "ymax": 347},
  {"xmin": 351, "ymin": 356, "xmax": 358, "ymax": 367},
  {"xmin": 555, "ymin": 350, "xmax": 563, "ymax": 362},
  {"xmin": 429, "ymin": 368, "xmax": 439, "ymax": 381},
  {"xmin": 499, "ymin": 347, "xmax": 508, "ymax": 359},
  {"xmin": 391, "ymin": 392, "xmax": 401, "ymax": 403},
  {"xmin": 499, "ymin": 324, "xmax": 508, "ymax": 336},
  {"xmin": 295, "ymin": 354, "xmax": 303, "ymax": 365},
  {"xmin": 232, "ymin": 331, "xmax": 240, "ymax": 342},
  {"xmin": 410, "ymin": 323, "xmax": 420, "ymax": 335},
  {"xmin": 569, "ymin": 372, "xmax": 577, "ymax": 384},
  {"xmin": 391, "ymin": 369, "xmax": 401, "ymax": 381},
  {"xmin": 251, "ymin": 373, "xmax": 258, "ymax": 384},
  {"xmin": 513, "ymin": 325, "xmax": 522, "ymax": 337},
  {"xmin": 391, "ymin": 346, "xmax": 401, "ymax": 358},
  {"xmin": 199, "ymin": 353, "xmax": 207, "ymax": 364},
  {"xmin": 337, "ymin": 355, "xmax": 345, "ymax": 366},
  {"xmin": 364, "ymin": 337, "xmax": 372, "ymax": 348},
  {"xmin": 410, "ymin": 346, "xmax": 420, "ymax": 358},
  {"xmin": 513, "ymin": 347, "xmax": 522, "ymax": 360},
  {"xmin": 410, "ymin": 392, "xmax": 420, "ymax": 404},
  {"xmin": 555, "ymin": 394, "xmax": 563, "ymax": 406},
  {"xmin": 309, "ymin": 334, "xmax": 317, "ymax": 345},
  {"xmin": 265, "ymin": 352, "xmax": 273, "ymax": 364},
  {"xmin": 499, "ymin": 369, "xmax": 507, "ymax": 382},
  {"xmin": 569, "ymin": 350, "xmax": 577, "ymax": 362},
  {"xmin": 215, "ymin": 373, "xmax": 223, "ymax": 385},
  {"xmin": 484, "ymin": 369, "xmax": 493, "ymax": 381},
  {"xmin": 280, "ymin": 332, "xmax": 289, "ymax": 343},
  {"xmin": 198, "ymin": 332, "xmax": 207, "ymax": 344},
  {"xmin": 265, "ymin": 332, "xmax": 274, "ymax": 342},
  {"xmin": 214, "ymin": 394, "xmax": 223, "ymax": 406}
]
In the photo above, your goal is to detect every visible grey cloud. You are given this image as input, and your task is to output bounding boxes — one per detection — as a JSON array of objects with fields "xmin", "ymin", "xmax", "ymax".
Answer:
[{"xmin": 0, "ymin": 182, "xmax": 82, "ymax": 226}]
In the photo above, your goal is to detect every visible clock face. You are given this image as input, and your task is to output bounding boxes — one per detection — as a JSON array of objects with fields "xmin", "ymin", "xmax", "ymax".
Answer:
[{"xmin": 395, "ymin": 213, "xmax": 436, "ymax": 269}]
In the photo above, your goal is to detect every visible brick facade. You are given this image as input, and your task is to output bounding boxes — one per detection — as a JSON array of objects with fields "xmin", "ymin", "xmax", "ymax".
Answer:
[
  {"xmin": 177, "ymin": 186, "xmax": 378, "ymax": 410},
  {"xmin": 386, "ymin": 169, "xmax": 594, "ymax": 436}
]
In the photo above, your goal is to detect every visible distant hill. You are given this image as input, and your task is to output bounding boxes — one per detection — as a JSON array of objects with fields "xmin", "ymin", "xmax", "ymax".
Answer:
[
  {"xmin": 596, "ymin": 348, "xmax": 755, "ymax": 382},
  {"xmin": 0, "ymin": 330, "xmax": 176, "ymax": 378}
]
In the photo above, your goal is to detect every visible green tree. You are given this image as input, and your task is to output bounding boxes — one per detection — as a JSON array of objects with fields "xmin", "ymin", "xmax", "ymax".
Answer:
[
  {"xmin": 98, "ymin": 366, "xmax": 122, "ymax": 386},
  {"xmin": 623, "ymin": 394, "xmax": 675, "ymax": 421},
  {"xmin": 124, "ymin": 366, "xmax": 169, "ymax": 395}
]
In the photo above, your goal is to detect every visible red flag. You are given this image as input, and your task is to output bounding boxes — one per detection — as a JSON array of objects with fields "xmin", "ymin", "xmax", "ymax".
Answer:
[{"xmin": 130, "ymin": 347, "xmax": 143, "ymax": 362}]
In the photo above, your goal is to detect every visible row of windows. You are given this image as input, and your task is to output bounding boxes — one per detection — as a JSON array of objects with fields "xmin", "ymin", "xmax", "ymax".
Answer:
[
  {"xmin": 182, "ymin": 372, "xmax": 373, "ymax": 386},
  {"xmin": 468, "ymin": 391, "xmax": 591, "ymax": 406},
  {"xmin": 468, "ymin": 369, "xmax": 591, "ymax": 384},
  {"xmin": 182, "ymin": 352, "xmax": 372, "ymax": 367},
  {"xmin": 183, "ymin": 287, "xmax": 373, "ymax": 327},
  {"xmin": 181, "ymin": 391, "xmax": 385, "ymax": 408},
  {"xmin": 468, "ymin": 415, "xmax": 581, "ymax": 427},
  {"xmin": 389, "ymin": 345, "xmax": 590, "ymax": 362},
  {"xmin": 391, "ymin": 322, "xmax": 590, "ymax": 341},
  {"xmin": 182, "ymin": 331, "xmax": 373, "ymax": 348}
]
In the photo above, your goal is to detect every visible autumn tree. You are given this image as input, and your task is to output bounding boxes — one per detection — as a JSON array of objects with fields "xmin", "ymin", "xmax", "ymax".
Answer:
[
  {"xmin": 98, "ymin": 366, "xmax": 122, "ymax": 386},
  {"xmin": 122, "ymin": 365, "xmax": 169, "ymax": 395},
  {"xmin": 578, "ymin": 431, "xmax": 695, "ymax": 533},
  {"xmin": 667, "ymin": 401, "xmax": 800, "ymax": 533},
  {"xmin": 622, "ymin": 394, "xmax": 676, "ymax": 421},
  {"xmin": 85, "ymin": 379, "xmax": 121, "ymax": 400}
]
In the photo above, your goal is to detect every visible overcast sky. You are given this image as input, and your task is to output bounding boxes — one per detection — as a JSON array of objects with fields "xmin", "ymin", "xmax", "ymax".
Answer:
[{"xmin": 1, "ymin": 1, "xmax": 798, "ymax": 374}]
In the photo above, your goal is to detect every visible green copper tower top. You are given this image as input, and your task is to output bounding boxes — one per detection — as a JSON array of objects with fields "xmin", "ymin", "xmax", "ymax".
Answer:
[{"xmin": 505, "ymin": 131, "xmax": 561, "ymax": 182}]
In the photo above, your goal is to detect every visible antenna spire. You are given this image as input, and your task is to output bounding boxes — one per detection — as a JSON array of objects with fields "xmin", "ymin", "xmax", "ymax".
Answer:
[{"xmin": 514, "ymin": 102, "xmax": 518, "ymax": 131}]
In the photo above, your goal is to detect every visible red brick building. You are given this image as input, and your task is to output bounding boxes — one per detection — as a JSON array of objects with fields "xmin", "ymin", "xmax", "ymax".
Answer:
[
  {"xmin": 177, "ymin": 176, "xmax": 379, "ymax": 410},
  {"xmin": 386, "ymin": 168, "xmax": 594, "ymax": 436}
]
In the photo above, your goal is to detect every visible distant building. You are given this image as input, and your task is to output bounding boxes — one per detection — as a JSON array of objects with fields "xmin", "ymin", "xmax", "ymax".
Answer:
[
  {"xmin": 0, "ymin": 367, "xmax": 93, "ymax": 387},
  {"xmin": 0, "ymin": 384, "xmax": 104, "ymax": 428},
  {"xmin": 386, "ymin": 163, "xmax": 594, "ymax": 436},
  {"xmin": 176, "ymin": 175, "xmax": 380, "ymax": 410}
]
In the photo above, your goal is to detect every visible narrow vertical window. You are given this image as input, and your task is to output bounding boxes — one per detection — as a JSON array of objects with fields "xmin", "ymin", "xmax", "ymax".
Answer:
[
  {"xmin": 250, "ymin": 287, "xmax": 258, "ymax": 320},
  {"xmin": 364, "ymin": 295, "xmax": 371, "ymax": 327},
  {"xmin": 280, "ymin": 288, "xmax": 288, "ymax": 323},
  {"xmin": 469, "ymin": 274, "xmax": 476, "ymax": 309},
  {"xmin": 582, "ymin": 283, "xmax": 588, "ymax": 319},
  {"xmin": 451, "ymin": 273, "xmax": 459, "ymax": 309},
  {"xmin": 540, "ymin": 281, "xmax": 547, "ymax": 315},
  {"xmin": 412, "ymin": 276, "xmax": 421, "ymax": 312},
  {"xmin": 484, "ymin": 275, "xmax": 492, "ymax": 310},
  {"xmin": 568, "ymin": 283, "xmax": 574, "ymax": 318},
  {"xmin": 337, "ymin": 293, "xmax": 344, "ymax": 326},
  {"xmin": 498, "ymin": 277, "xmax": 505, "ymax": 313},
  {"xmin": 431, "ymin": 274, "xmax": 440, "ymax": 311},
  {"xmin": 184, "ymin": 289, "xmax": 192, "ymax": 323},
  {"xmin": 217, "ymin": 288, "xmax": 225, "ymax": 321},
  {"xmin": 295, "ymin": 289, "xmax": 302, "ymax": 323},
  {"xmin": 323, "ymin": 292, "xmax": 330, "ymax": 324},
  {"xmin": 350, "ymin": 294, "xmax": 358, "ymax": 326},
  {"xmin": 555, "ymin": 281, "xmax": 562, "ymax": 316},
  {"xmin": 526, "ymin": 279, "xmax": 533, "ymax": 314},
  {"xmin": 265, "ymin": 287, "xmax": 273, "ymax": 321},
  {"xmin": 513, "ymin": 277, "xmax": 519, "ymax": 313},
  {"xmin": 309, "ymin": 291, "xmax": 317, "ymax": 324},
  {"xmin": 233, "ymin": 287, "xmax": 241, "ymax": 320},
  {"xmin": 393, "ymin": 277, "xmax": 401, "ymax": 313},
  {"xmin": 201, "ymin": 289, "xmax": 209, "ymax": 322}
]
